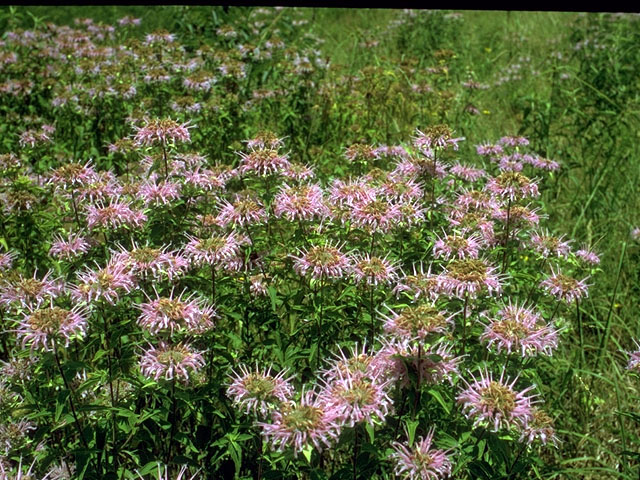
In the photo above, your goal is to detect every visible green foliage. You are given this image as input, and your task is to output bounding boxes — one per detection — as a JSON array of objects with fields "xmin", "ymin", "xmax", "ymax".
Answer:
[{"xmin": 0, "ymin": 6, "xmax": 638, "ymax": 480}]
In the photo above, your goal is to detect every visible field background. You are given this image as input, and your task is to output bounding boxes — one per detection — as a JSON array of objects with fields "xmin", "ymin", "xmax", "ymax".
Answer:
[{"xmin": 1, "ymin": 6, "xmax": 639, "ymax": 479}]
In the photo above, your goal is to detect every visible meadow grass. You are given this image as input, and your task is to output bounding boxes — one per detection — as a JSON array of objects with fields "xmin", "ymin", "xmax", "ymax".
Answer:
[{"xmin": 0, "ymin": 6, "xmax": 639, "ymax": 479}]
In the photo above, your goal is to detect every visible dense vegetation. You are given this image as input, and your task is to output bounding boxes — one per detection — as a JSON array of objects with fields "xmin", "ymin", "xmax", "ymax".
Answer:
[{"xmin": 0, "ymin": 7, "xmax": 639, "ymax": 480}]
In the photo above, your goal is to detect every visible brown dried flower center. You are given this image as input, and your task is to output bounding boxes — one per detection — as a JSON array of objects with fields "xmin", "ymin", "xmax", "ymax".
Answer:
[
  {"xmin": 306, "ymin": 247, "xmax": 341, "ymax": 267},
  {"xmin": 448, "ymin": 259, "xmax": 487, "ymax": 283},
  {"xmin": 131, "ymin": 247, "xmax": 160, "ymax": 264},
  {"xmin": 30, "ymin": 307, "xmax": 69, "ymax": 332},
  {"xmin": 396, "ymin": 305, "xmax": 446, "ymax": 332},
  {"xmin": 156, "ymin": 298, "xmax": 185, "ymax": 320},
  {"xmin": 480, "ymin": 381, "xmax": 516, "ymax": 413},
  {"xmin": 283, "ymin": 405, "xmax": 323, "ymax": 431}
]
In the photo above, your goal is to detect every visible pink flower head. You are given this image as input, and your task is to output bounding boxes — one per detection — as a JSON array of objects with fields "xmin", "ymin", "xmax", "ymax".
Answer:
[
  {"xmin": 19, "ymin": 128, "xmax": 53, "ymax": 148},
  {"xmin": 49, "ymin": 161, "xmax": 98, "ymax": 189},
  {"xmin": 258, "ymin": 388, "xmax": 341, "ymax": 454},
  {"xmin": 237, "ymin": 147, "xmax": 290, "ymax": 176},
  {"xmin": 374, "ymin": 144, "xmax": 410, "ymax": 160},
  {"xmin": 184, "ymin": 232, "xmax": 242, "ymax": 267},
  {"xmin": 453, "ymin": 189, "xmax": 501, "ymax": 214},
  {"xmin": 18, "ymin": 303, "xmax": 88, "ymax": 352},
  {"xmin": 183, "ymin": 71, "xmax": 215, "ymax": 91},
  {"xmin": 0, "ymin": 251, "xmax": 18, "ymax": 271},
  {"xmin": 447, "ymin": 210, "xmax": 496, "ymax": 246},
  {"xmin": 450, "ymin": 163, "xmax": 486, "ymax": 182},
  {"xmin": 111, "ymin": 243, "xmax": 188, "ymax": 281},
  {"xmin": 391, "ymin": 428, "xmax": 453, "ymax": 480},
  {"xmin": 381, "ymin": 304, "xmax": 454, "ymax": 341},
  {"xmin": 397, "ymin": 199, "xmax": 427, "ymax": 227},
  {"xmin": 273, "ymin": 183, "xmax": 330, "ymax": 222},
  {"xmin": 0, "ymin": 270, "xmax": 64, "ymax": 309},
  {"xmin": 480, "ymin": 301, "xmax": 558, "ymax": 356},
  {"xmin": 492, "ymin": 204, "xmax": 541, "ymax": 230},
  {"xmin": 139, "ymin": 180, "xmax": 181, "ymax": 206},
  {"xmin": 49, "ymin": 233, "xmax": 90, "ymax": 260},
  {"xmin": 184, "ymin": 168, "xmax": 228, "ymax": 191},
  {"xmin": 76, "ymin": 173, "xmax": 122, "ymax": 203},
  {"xmin": 328, "ymin": 178, "xmax": 374, "ymax": 208},
  {"xmin": 413, "ymin": 125, "xmax": 464, "ymax": 154},
  {"xmin": 476, "ymin": 143, "xmax": 504, "ymax": 156},
  {"xmin": 352, "ymin": 253, "xmax": 398, "ymax": 286},
  {"xmin": 291, "ymin": 243, "xmax": 352, "ymax": 280},
  {"xmin": 392, "ymin": 263, "xmax": 441, "ymax": 301},
  {"xmin": 140, "ymin": 341, "xmax": 205, "ymax": 384},
  {"xmin": 377, "ymin": 340, "xmax": 461, "ymax": 387},
  {"xmin": 144, "ymin": 29, "xmax": 176, "ymax": 44},
  {"xmin": 350, "ymin": 193, "xmax": 402, "ymax": 233},
  {"xmin": 137, "ymin": 288, "xmax": 216, "ymax": 335},
  {"xmin": 118, "ymin": 16, "xmax": 141, "ymax": 26},
  {"xmin": 540, "ymin": 268, "xmax": 589, "ymax": 303},
  {"xmin": 282, "ymin": 162, "xmax": 315, "ymax": 182},
  {"xmin": 519, "ymin": 406, "xmax": 558, "ymax": 446},
  {"xmin": 380, "ymin": 177, "xmax": 424, "ymax": 202},
  {"xmin": 133, "ymin": 118, "xmax": 192, "ymax": 146},
  {"xmin": 250, "ymin": 274, "xmax": 268, "ymax": 297},
  {"xmin": 499, "ymin": 136, "xmax": 529, "ymax": 147},
  {"xmin": 575, "ymin": 246, "xmax": 600, "ymax": 265},
  {"xmin": 530, "ymin": 230, "xmax": 571, "ymax": 259},
  {"xmin": 172, "ymin": 152, "xmax": 209, "ymax": 171},
  {"xmin": 433, "ymin": 232, "xmax": 483, "ymax": 260},
  {"xmin": 321, "ymin": 343, "xmax": 386, "ymax": 384},
  {"xmin": 457, "ymin": 369, "xmax": 536, "ymax": 432},
  {"xmin": 626, "ymin": 339, "xmax": 640, "ymax": 372},
  {"xmin": 498, "ymin": 154, "xmax": 524, "ymax": 172},
  {"xmin": 227, "ymin": 364, "xmax": 294, "ymax": 417},
  {"xmin": 86, "ymin": 197, "xmax": 147, "ymax": 230},
  {"xmin": 216, "ymin": 196, "xmax": 267, "ymax": 228},
  {"xmin": 485, "ymin": 172, "xmax": 539, "ymax": 202},
  {"xmin": 393, "ymin": 157, "xmax": 448, "ymax": 179},
  {"xmin": 0, "ymin": 419, "xmax": 37, "ymax": 455},
  {"xmin": 526, "ymin": 155, "xmax": 560, "ymax": 171},
  {"xmin": 72, "ymin": 261, "xmax": 136, "ymax": 305},
  {"xmin": 319, "ymin": 368, "xmax": 393, "ymax": 428},
  {"xmin": 344, "ymin": 143, "xmax": 379, "ymax": 163},
  {"xmin": 244, "ymin": 131, "xmax": 286, "ymax": 150},
  {"xmin": 438, "ymin": 258, "xmax": 503, "ymax": 299}
]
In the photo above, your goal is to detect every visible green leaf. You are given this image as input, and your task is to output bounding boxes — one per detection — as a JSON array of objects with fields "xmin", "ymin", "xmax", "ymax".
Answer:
[
  {"xmin": 406, "ymin": 419, "xmax": 419, "ymax": 447},
  {"xmin": 54, "ymin": 390, "xmax": 69, "ymax": 422},
  {"xmin": 427, "ymin": 388, "xmax": 451, "ymax": 414},
  {"xmin": 268, "ymin": 286, "xmax": 279, "ymax": 312},
  {"xmin": 137, "ymin": 461, "xmax": 161, "ymax": 476},
  {"xmin": 365, "ymin": 422, "xmax": 375, "ymax": 443},
  {"xmin": 302, "ymin": 444, "xmax": 313, "ymax": 464}
]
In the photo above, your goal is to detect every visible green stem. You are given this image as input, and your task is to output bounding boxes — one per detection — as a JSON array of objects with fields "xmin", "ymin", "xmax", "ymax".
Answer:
[
  {"xmin": 102, "ymin": 309, "xmax": 118, "ymax": 471},
  {"xmin": 161, "ymin": 139, "xmax": 168, "ymax": 180},
  {"xmin": 352, "ymin": 425, "xmax": 359, "ymax": 480},
  {"xmin": 53, "ymin": 343, "xmax": 89, "ymax": 451},
  {"xmin": 165, "ymin": 378, "xmax": 177, "ymax": 465},
  {"xmin": 507, "ymin": 442, "xmax": 527, "ymax": 478},
  {"xmin": 368, "ymin": 283, "xmax": 375, "ymax": 353},
  {"xmin": 461, "ymin": 293, "xmax": 469, "ymax": 356},
  {"xmin": 501, "ymin": 198, "xmax": 512, "ymax": 273},
  {"xmin": 317, "ymin": 277, "xmax": 325, "ymax": 370},
  {"xmin": 595, "ymin": 241, "xmax": 626, "ymax": 370},
  {"xmin": 549, "ymin": 302, "xmax": 561, "ymax": 324},
  {"xmin": 211, "ymin": 263, "xmax": 216, "ymax": 304},
  {"xmin": 577, "ymin": 299, "xmax": 585, "ymax": 368}
]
